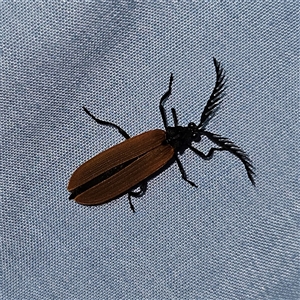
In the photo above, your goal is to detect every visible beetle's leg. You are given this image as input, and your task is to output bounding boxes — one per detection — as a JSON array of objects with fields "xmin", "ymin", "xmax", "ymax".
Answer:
[
  {"xmin": 175, "ymin": 155, "xmax": 197, "ymax": 187},
  {"xmin": 189, "ymin": 145, "xmax": 225, "ymax": 160},
  {"xmin": 171, "ymin": 108, "xmax": 179, "ymax": 127},
  {"xmin": 127, "ymin": 195, "xmax": 135, "ymax": 213},
  {"xmin": 83, "ymin": 107, "xmax": 130, "ymax": 139},
  {"xmin": 127, "ymin": 182, "xmax": 148, "ymax": 213},
  {"xmin": 128, "ymin": 183, "xmax": 147, "ymax": 198},
  {"xmin": 159, "ymin": 73, "xmax": 174, "ymax": 129}
]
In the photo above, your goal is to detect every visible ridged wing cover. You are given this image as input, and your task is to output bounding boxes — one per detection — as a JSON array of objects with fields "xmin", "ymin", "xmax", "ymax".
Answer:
[
  {"xmin": 74, "ymin": 143, "xmax": 174, "ymax": 205},
  {"xmin": 68, "ymin": 129, "xmax": 166, "ymax": 191}
]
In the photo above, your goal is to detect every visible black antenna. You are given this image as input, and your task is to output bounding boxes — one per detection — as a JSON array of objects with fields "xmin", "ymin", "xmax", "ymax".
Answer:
[{"xmin": 199, "ymin": 58, "xmax": 226, "ymax": 129}]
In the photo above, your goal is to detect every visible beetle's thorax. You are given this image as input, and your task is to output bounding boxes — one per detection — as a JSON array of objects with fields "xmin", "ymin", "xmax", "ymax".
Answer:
[{"xmin": 165, "ymin": 123, "xmax": 201, "ymax": 152}]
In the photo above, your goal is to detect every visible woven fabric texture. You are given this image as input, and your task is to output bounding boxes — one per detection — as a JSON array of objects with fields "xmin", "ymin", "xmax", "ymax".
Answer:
[{"xmin": 2, "ymin": 2, "xmax": 299, "ymax": 299}]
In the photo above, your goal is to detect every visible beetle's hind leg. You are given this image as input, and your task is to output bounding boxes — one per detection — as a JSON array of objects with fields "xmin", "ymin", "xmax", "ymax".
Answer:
[
  {"xmin": 128, "ymin": 182, "xmax": 148, "ymax": 213},
  {"xmin": 83, "ymin": 106, "xmax": 130, "ymax": 140}
]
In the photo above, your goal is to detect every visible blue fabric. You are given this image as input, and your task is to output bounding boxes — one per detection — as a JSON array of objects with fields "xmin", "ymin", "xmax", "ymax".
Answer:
[{"xmin": 2, "ymin": 2, "xmax": 299, "ymax": 299}]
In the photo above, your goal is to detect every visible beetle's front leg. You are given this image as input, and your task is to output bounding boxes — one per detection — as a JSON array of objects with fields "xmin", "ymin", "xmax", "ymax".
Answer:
[
  {"xmin": 189, "ymin": 145, "xmax": 225, "ymax": 160},
  {"xmin": 159, "ymin": 74, "xmax": 174, "ymax": 129}
]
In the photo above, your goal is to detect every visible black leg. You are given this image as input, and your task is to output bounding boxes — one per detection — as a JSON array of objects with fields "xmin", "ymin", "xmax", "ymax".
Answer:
[
  {"xmin": 171, "ymin": 108, "xmax": 179, "ymax": 127},
  {"xmin": 189, "ymin": 145, "xmax": 225, "ymax": 160},
  {"xmin": 83, "ymin": 106, "xmax": 130, "ymax": 140},
  {"xmin": 175, "ymin": 155, "xmax": 197, "ymax": 187},
  {"xmin": 128, "ymin": 195, "xmax": 135, "ymax": 213},
  {"xmin": 159, "ymin": 73, "xmax": 174, "ymax": 129},
  {"xmin": 127, "ymin": 182, "xmax": 148, "ymax": 213}
]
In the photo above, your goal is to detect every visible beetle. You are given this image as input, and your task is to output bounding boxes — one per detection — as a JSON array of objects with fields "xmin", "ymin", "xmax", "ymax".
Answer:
[{"xmin": 68, "ymin": 58, "xmax": 255, "ymax": 212}]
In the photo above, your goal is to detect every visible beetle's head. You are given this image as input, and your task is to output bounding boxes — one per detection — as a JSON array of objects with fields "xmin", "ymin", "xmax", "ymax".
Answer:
[{"xmin": 187, "ymin": 122, "xmax": 201, "ymax": 142}]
